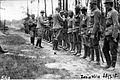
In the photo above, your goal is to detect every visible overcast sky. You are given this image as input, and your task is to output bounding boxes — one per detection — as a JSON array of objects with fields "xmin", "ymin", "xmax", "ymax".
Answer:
[
  {"xmin": 0, "ymin": 0, "xmax": 58, "ymax": 21},
  {"xmin": 0, "ymin": 0, "xmax": 88, "ymax": 21}
]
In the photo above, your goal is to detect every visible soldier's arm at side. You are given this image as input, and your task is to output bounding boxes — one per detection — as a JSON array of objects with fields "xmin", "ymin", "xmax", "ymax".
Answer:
[
  {"xmin": 92, "ymin": 11, "xmax": 101, "ymax": 35},
  {"xmin": 112, "ymin": 11, "xmax": 119, "ymax": 39}
]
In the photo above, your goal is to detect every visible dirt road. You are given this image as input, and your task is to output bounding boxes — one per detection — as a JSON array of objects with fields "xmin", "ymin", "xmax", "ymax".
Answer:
[{"xmin": 0, "ymin": 29, "xmax": 120, "ymax": 79}]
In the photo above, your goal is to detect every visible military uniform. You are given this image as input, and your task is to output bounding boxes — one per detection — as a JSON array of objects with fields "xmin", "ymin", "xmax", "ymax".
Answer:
[
  {"xmin": 36, "ymin": 11, "xmax": 47, "ymax": 48},
  {"xmin": 81, "ymin": 7, "xmax": 90, "ymax": 58},
  {"xmin": 28, "ymin": 15, "xmax": 37, "ymax": 45},
  {"xmin": 102, "ymin": 0, "xmax": 119, "ymax": 70},
  {"xmin": 73, "ymin": 5, "xmax": 82, "ymax": 55},
  {"xmin": 52, "ymin": 10, "xmax": 64, "ymax": 50},
  {"xmin": 67, "ymin": 10, "xmax": 74, "ymax": 51},
  {"xmin": 62, "ymin": 12, "xmax": 68, "ymax": 50},
  {"xmin": 89, "ymin": 0, "xmax": 101, "ymax": 63}
]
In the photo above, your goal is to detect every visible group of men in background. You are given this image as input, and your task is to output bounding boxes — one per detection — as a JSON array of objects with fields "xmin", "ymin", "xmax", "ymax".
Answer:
[{"xmin": 24, "ymin": 0, "xmax": 120, "ymax": 71}]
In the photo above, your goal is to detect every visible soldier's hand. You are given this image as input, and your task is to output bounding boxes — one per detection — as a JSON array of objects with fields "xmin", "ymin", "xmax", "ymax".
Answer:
[
  {"xmin": 113, "ymin": 38, "xmax": 117, "ymax": 42},
  {"xmin": 90, "ymin": 35, "xmax": 94, "ymax": 39}
]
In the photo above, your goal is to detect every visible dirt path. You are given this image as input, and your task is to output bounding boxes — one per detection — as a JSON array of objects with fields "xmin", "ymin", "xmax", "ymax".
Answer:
[{"xmin": 1, "ymin": 29, "xmax": 120, "ymax": 79}]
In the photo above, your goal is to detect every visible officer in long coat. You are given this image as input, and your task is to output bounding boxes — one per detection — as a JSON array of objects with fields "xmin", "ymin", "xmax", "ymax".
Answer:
[
  {"xmin": 89, "ymin": 0, "xmax": 101, "ymax": 65},
  {"xmin": 102, "ymin": 0, "xmax": 119, "ymax": 70}
]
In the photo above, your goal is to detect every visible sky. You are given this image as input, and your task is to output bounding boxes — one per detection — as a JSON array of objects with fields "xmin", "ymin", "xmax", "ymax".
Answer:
[
  {"xmin": 0, "ymin": 0, "xmax": 87, "ymax": 21},
  {"xmin": 0, "ymin": 0, "xmax": 58, "ymax": 21}
]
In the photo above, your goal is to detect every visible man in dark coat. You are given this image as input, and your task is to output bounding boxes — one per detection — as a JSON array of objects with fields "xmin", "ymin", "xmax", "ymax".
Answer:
[{"xmin": 102, "ymin": 0, "xmax": 120, "ymax": 70}]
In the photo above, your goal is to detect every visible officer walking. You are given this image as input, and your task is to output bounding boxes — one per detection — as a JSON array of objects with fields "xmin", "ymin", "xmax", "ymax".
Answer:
[
  {"xmin": 102, "ymin": 0, "xmax": 119, "ymax": 70},
  {"xmin": 89, "ymin": 0, "xmax": 101, "ymax": 65}
]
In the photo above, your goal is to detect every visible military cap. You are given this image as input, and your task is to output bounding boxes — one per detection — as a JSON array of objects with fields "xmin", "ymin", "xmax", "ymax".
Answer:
[
  {"xmin": 31, "ymin": 14, "xmax": 35, "ymax": 17},
  {"xmin": 104, "ymin": 0, "xmax": 114, "ymax": 4},
  {"xmin": 75, "ymin": 5, "xmax": 81, "ymax": 9},
  {"xmin": 55, "ymin": 7, "xmax": 61, "ymax": 12},
  {"xmin": 40, "ymin": 10, "xmax": 45, "ymax": 13},
  {"xmin": 90, "ymin": 0, "xmax": 97, "ymax": 4}
]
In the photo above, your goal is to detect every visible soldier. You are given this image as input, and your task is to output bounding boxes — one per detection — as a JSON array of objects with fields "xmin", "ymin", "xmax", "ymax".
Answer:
[
  {"xmin": 28, "ymin": 14, "xmax": 37, "ymax": 46},
  {"xmin": 89, "ymin": 0, "xmax": 101, "ymax": 65},
  {"xmin": 73, "ymin": 5, "xmax": 82, "ymax": 56},
  {"xmin": 35, "ymin": 10, "xmax": 48, "ymax": 48},
  {"xmin": 62, "ymin": 11, "xmax": 69, "ymax": 50},
  {"xmin": 47, "ymin": 15, "xmax": 53, "ymax": 43},
  {"xmin": 23, "ymin": 13, "xmax": 30, "ymax": 34},
  {"xmin": 67, "ymin": 10, "xmax": 74, "ymax": 52},
  {"xmin": 80, "ymin": 7, "xmax": 90, "ymax": 59},
  {"xmin": 52, "ymin": 7, "xmax": 65, "ymax": 50},
  {"xmin": 102, "ymin": 0, "xmax": 119, "ymax": 70}
]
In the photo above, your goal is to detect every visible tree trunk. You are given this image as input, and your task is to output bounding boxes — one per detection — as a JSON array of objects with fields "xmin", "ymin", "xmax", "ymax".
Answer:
[
  {"xmin": 51, "ymin": 0, "xmax": 54, "ymax": 14},
  {"xmin": 44, "ymin": 0, "xmax": 47, "ymax": 17},
  {"xmin": 97, "ymin": 0, "xmax": 101, "ymax": 9}
]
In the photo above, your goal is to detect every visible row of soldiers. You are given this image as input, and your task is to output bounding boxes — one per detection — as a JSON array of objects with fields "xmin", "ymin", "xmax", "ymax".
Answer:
[{"xmin": 24, "ymin": 0, "xmax": 120, "ymax": 71}]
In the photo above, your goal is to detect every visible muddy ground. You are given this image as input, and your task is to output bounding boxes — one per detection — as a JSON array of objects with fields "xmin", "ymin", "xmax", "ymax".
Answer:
[{"xmin": 0, "ymin": 28, "xmax": 120, "ymax": 79}]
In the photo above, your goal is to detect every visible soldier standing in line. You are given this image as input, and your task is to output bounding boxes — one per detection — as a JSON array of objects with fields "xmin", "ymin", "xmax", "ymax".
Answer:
[
  {"xmin": 62, "ymin": 11, "xmax": 69, "ymax": 50},
  {"xmin": 52, "ymin": 7, "xmax": 65, "ymax": 50},
  {"xmin": 47, "ymin": 15, "xmax": 53, "ymax": 43},
  {"xmin": 102, "ymin": 0, "xmax": 119, "ymax": 70},
  {"xmin": 80, "ymin": 7, "xmax": 90, "ymax": 59},
  {"xmin": 67, "ymin": 10, "xmax": 74, "ymax": 52},
  {"xmin": 89, "ymin": 0, "xmax": 101, "ymax": 65},
  {"xmin": 28, "ymin": 14, "xmax": 37, "ymax": 46},
  {"xmin": 35, "ymin": 10, "xmax": 48, "ymax": 48},
  {"xmin": 73, "ymin": 5, "xmax": 82, "ymax": 56}
]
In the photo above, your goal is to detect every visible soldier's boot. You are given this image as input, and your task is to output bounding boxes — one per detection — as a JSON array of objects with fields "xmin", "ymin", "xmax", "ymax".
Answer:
[
  {"xmin": 39, "ymin": 38, "xmax": 43, "ymax": 48},
  {"xmin": 83, "ymin": 45, "xmax": 88, "ymax": 58},
  {"xmin": 69, "ymin": 43, "xmax": 72, "ymax": 51},
  {"xmin": 36, "ymin": 38, "xmax": 40, "ymax": 47},
  {"xmin": 90, "ymin": 48, "xmax": 94, "ymax": 61},
  {"xmin": 110, "ymin": 45, "xmax": 118, "ymax": 70},
  {"xmin": 73, "ymin": 43, "xmax": 77, "ymax": 55},
  {"xmin": 76, "ymin": 43, "xmax": 82, "ymax": 56},
  {"xmin": 30, "ymin": 37, "xmax": 34, "ymax": 45},
  {"xmin": 103, "ymin": 49, "xmax": 111, "ymax": 69},
  {"xmin": 52, "ymin": 39, "xmax": 56, "ymax": 50},
  {"xmin": 0, "ymin": 46, "xmax": 8, "ymax": 54},
  {"xmin": 94, "ymin": 46, "xmax": 100, "ymax": 65},
  {"xmin": 87, "ymin": 46, "xmax": 90, "ymax": 57},
  {"xmin": 55, "ymin": 40, "xmax": 59, "ymax": 50}
]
